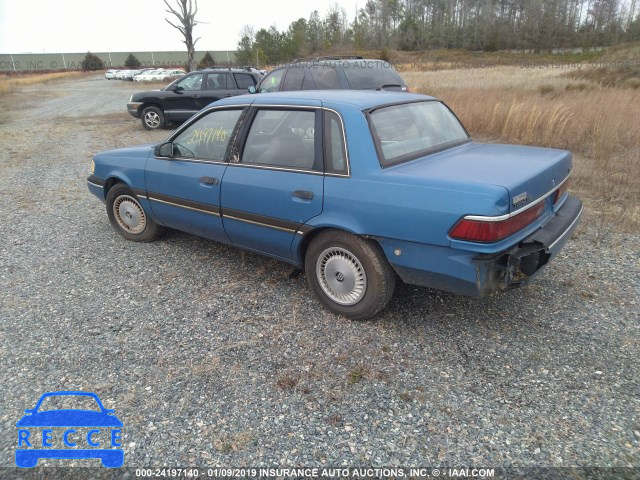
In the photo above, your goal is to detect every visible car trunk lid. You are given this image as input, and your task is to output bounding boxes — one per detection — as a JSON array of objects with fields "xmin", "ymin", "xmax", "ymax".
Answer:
[{"xmin": 388, "ymin": 142, "xmax": 572, "ymax": 214}]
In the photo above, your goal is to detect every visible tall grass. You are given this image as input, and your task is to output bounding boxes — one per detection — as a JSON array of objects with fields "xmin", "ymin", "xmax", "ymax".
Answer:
[
  {"xmin": 0, "ymin": 72, "xmax": 86, "ymax": 95},
  {"xmin": 407, "ymin": 68, "xmax": 640, "ymax": 233}
]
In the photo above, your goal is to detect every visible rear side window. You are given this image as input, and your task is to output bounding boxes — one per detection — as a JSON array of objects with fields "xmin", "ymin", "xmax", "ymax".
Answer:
[
  {"xmin": 234, "ymin": 73, "xmax": 256, "ymax": 89},
  {"xmin": 242, "ymin": 109, "xmax": 319, "ymax": 171},
  {"xmin": 343, "ymin": 61, "xmax": 405, "ymax": 90},
  {"xmin": 309, "ymin": 65, "xmax": 341, "ymax": 89},
  {"xmin": 324, "ymin": 111, "xmax": 348, "ymax": 175},
  {"xmin": 206, "ymin": 73, "xmax": 231, "ymax": 90}
]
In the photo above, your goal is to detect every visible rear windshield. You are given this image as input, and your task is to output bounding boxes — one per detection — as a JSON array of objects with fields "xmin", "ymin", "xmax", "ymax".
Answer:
[
  {"xmin": 343, "ymin": 61, "xmax": 405, "ymax": 89},
  {"xmin": 369, "ymin": 101, "xmax": 469, "ymax": 166}
]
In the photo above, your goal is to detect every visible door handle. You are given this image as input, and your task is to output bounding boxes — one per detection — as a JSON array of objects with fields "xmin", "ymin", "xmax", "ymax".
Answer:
[
  {"xmin": 292, "ymin": 190, "xmax": 314, "ymax": 200},
  {"xmin": 200, "ymin": 176, "xmax": 218, "ymax": 185}
]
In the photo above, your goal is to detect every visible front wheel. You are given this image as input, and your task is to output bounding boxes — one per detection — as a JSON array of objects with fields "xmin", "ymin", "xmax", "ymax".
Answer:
[
  {"xmin": 141, "ymin": 106, "xmax": 165, "ymax": 130},
  {"xmin": 106, "ymin": 184, "xmax": 162, "ymax": 242},
  {"xmin": 305, "ymin": 230, "xmax": 396, "ymax": 320}
]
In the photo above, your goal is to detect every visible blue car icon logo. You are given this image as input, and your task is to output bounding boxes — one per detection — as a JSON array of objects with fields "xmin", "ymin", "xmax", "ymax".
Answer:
[{"xmin": 15, "ymin": 391, "xmax": 123, "ymax": 468}]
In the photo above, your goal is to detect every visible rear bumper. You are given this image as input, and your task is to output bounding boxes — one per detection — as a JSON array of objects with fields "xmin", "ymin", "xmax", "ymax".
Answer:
[
  {"xmin": 388, "ymin": 194, "xmax": 583, "ymax": 297},
  {"xmin": 473, "ymin": 195, "xmax": 583, "ymax": 295}
]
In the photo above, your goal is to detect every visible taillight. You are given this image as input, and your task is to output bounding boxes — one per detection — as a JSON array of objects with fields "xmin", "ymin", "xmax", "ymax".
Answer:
[
  {"xmin": 450, "ymin": 202, "xmax": 545, "ymax": 243},
  {"xmin": 553, "ymin": 179, "xmax": 570, "ymax": 204}
]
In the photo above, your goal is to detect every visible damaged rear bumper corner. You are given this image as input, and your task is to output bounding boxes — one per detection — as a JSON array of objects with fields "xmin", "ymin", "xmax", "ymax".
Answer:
[{"xmin": 474, "ymin": 195, "xmax": 583, "ymax": 296}]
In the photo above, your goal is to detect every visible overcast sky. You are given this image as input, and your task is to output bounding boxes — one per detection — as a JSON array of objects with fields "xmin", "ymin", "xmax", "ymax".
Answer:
[{"xmin": 0, "ymin": 0, "xmax": 360, "ymax": 54}]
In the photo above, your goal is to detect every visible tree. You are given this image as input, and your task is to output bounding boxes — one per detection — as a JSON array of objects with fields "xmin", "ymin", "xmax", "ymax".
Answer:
[
  {"xmin": 198, "ymin": 52, "xmax": 215, "ymax": 69},
  {"xmin": 124, "ymin": 53, "xmax": 141, "ymax": 68},
  {"xmin": 81, "ymin": 52, "xmax": 104, "ymax": 71},
  {"xmin": 164, "ymin": 0, "xmax": 200, "ymax": 72}
]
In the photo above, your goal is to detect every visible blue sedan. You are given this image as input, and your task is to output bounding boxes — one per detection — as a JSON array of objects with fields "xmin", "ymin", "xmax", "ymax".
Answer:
[{"xmin": 87, "ymin": 91, "xmax": 582, "ymax": 319}]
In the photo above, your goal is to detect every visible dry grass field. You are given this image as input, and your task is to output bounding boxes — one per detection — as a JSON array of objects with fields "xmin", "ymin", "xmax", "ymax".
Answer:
[
  {"xmin": 405, "ymin": 64, "xmax": 640, "ymax": 235},
  {"xmin": 0, "ymin": 71, "xmax": 87, "ymax": 95}
]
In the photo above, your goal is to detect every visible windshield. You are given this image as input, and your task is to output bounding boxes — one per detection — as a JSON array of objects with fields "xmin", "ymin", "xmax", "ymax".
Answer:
[
  {"xmin": 343, "ymin": 61, "xmax": 405, "ymax": 89},
  {"xmin": 369, "ymin": 101, "xmax": 469, "ymax": 166},
  {"xmin": 37, "ymin": 395, "xmax": 101, "ymax": 412}
]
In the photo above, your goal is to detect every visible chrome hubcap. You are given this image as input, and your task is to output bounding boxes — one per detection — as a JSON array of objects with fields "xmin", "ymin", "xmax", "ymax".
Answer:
[
  {"xmin": 316, "ymin": 247, "xmax": 367, "ymax": 306},
  {"xmin": 145, "ymin": 111, "xmax": 160, "ymax": 128},
  {"xmin": 113, "ymin": 195, "xmax": 146, "ymax": 234}
]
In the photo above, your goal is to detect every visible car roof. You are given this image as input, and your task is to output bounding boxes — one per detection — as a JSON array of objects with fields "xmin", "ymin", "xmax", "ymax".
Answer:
[
  {"xmin": 200, "ymin": 68, "xmax": 259, "ymax": 73},
  {"xmin": 273, "ymin": 58, "xmax": 393, "ymax": 69},
  {"xmin": 213, "ymin": 90, "xmax": 437, "ymax": 111}
]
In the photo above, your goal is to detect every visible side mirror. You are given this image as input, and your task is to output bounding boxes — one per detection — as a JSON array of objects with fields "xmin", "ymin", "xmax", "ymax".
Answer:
[
  {"xmin": 248, "ymin": 85, "xmax": 257, "ymax": 94},
  {"xmin": 155, "ymin": 142, "xmax": 173, "ymax": 157},
  {"xmin": 167, "ymin": 84, "xmax": 183, "ymax": 93}
]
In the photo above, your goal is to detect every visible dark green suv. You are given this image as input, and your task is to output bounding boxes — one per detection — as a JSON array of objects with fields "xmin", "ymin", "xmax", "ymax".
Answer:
[
  {"xmin": 127, "ymin": 67, "xmax": 263, "ymax": 130},
  {"xmin": 253, "ymin": 57, "xmax": 408, "ymax": 93}
]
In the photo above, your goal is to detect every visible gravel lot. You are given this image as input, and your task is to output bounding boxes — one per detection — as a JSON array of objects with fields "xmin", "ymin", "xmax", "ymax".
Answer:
[{"xmin": 0, "ymin": 75, "xmax": 638, "ymax": 475}]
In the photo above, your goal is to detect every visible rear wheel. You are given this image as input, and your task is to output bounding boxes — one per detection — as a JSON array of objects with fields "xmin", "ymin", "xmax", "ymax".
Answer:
[
  {"xmin": 141, "ymin": 106, "xmax": 165, "ymax": 130},
  {"xmin": 106, "ymin": 184, "xmax": 162, "ymax": 242},
  {"xmin": 305, "ymin": 230, "xmax": 395, "ymax": 320}
]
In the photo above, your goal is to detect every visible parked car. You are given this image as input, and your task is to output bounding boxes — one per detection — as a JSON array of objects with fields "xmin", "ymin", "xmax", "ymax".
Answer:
[
  {"xmin": 133, "ymin": 69, "xmax": 164, "ymax": 82},
  {"xmin": 252, "ymin": 57, "xmax": 408, "ymax": 93},
  {"xmin": 152, "ymin": 69, "xmax": 186, "ymax": 82},
  {"xmin": 127, "ymin": 67, "xmax": 263, "ymax": 129},
  {"xmin": 91, "ymin": 91, "xmax": 582, "ymax": 319},
  {"xmin": 122, "ymin": 69, "xmax": 141, "ymax": 81},
  {"xmin": 131, "ymin": 68, "xmax": 155, "ymax": 81},
  {"xmin": 105, "ymin": 69, "xmax": 118, "ymax": 80}
]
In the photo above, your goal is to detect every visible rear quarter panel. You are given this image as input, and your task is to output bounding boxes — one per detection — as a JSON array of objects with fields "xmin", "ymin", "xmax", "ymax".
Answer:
[{"xmin": 312, "ymin": 103, "xmax": 509, "ymax": 248}]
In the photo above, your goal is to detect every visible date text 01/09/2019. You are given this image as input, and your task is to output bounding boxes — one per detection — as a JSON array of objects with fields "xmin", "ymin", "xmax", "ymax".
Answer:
[{"xmin": 134, "ymin": 467, "xmax": 497, "ymax": 478}]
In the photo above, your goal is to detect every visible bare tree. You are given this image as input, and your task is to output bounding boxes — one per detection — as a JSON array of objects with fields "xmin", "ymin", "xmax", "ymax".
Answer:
[{"xmin": 164, "ymin": 0, "xmax": 200, "ymax": 71}]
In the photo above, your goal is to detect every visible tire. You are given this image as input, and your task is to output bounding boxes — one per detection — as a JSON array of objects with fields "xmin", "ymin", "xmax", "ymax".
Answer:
[
  {"xmin": 305, "ymin": 230, "xmax": 396, "ymax": 320},
  {"xmin": 141, "ymin": 106, "xmax": 165, "ymax": 130},
  {"xmin": 106, "ymin": 184, "xmax": 162, "ymax": 242}
]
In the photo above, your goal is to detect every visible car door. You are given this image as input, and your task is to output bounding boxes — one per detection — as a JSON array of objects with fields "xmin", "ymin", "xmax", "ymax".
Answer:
[
  {"xmin": 145, "ymin": 107, "xmax": 245, "ymax": 243},
  {"xmin": 220, "ymin": 106, "xmax": 324, "ymax": 261},
  {"xmin": 163, "ymin": 72, "xmax": 204, "ymax": 122},
  {"xmin": 198, "ymin": 72, "xmax": 235, "ymax": 109}
]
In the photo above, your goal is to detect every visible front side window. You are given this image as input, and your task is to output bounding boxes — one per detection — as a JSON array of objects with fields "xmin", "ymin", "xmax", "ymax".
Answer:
[
  {"xmin": 309, "ymin": 65, "xmax": 341, "ymax": 89},
  {"xmin": 369, "ymin": 101, "xmax": 469, "ymax": 166},
  {"xmin": 171, "ymin": 109, "xmax": 243, "ymax": 161},
  {"xmin": 282, "ymin": 66, "xmax": 306, "ymax": 90},
  {"xmin": 242, "ymin": 109, "xmax": 318, "ymax": 171},
  {"xmin": 259, "ymin": 69, "xmax": 284, "ymax": 92},
  {"xmin": 177, "ymin": 73, "xmax": 204, "ymax": 91}
]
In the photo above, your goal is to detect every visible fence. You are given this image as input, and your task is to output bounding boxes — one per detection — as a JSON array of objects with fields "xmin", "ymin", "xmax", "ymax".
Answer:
[{"xmin": 0, "ymin": 51, "xmax": 238, "ymax": 72}]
